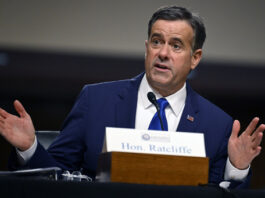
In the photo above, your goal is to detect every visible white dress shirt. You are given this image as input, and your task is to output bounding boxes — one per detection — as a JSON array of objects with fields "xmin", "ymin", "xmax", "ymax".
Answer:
[{"xmin": 135, "ymin": 74, "xmax": 186, "ymax": 131}]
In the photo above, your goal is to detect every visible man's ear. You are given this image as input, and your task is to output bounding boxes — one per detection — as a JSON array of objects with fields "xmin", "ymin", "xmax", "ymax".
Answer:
[
  {"xmin": 144, "ymin": 40, "xmax": 148, "ymax": 58},
  {"xmin": 191, "ymin": 49, "xmax": 202, "ymax": 70}
]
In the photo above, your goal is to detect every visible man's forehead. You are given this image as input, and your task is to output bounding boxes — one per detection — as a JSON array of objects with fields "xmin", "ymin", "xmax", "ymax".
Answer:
[{"xmin": 150, "ymin": 20, "xmax": 194, "ymax": 40}]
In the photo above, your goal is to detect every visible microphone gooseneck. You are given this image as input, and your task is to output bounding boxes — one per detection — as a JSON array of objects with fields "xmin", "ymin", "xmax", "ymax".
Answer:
[{"xmin": 147, "ymin": 92, "xmax": 165, "ymax": 131}]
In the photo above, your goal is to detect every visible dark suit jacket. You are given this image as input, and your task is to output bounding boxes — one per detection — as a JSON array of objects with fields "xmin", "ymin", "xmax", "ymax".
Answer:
[{"xmin": 9, "ymin": 73, "xmax": 249, "ymax": 188}]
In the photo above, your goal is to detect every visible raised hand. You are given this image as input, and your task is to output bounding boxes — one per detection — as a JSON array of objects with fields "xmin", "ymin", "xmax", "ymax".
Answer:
[
  {"xmin": 0, "ymin": 100, "xmax": 35, "ymax": 151},
  {"xmin": 228, "ymin": 117, "xmax": 265, "ymax": 170}
]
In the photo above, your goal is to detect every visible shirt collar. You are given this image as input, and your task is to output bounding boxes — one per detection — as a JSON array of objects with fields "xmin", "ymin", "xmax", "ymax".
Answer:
[{"xmin": 139, "ymin": 74, "xmax": 187, "ymax": 117}]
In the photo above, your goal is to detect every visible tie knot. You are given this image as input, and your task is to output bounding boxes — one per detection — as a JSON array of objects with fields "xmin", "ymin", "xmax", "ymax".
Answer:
[{"xmin": 157, "ymin": 98, "xmax": 169, "ymax": 111}]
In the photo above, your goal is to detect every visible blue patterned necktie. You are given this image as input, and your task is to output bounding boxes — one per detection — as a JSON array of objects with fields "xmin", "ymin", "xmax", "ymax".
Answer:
[{"xmin": 148, "ymin": 98, "xmax": 169, "ymax": 131}]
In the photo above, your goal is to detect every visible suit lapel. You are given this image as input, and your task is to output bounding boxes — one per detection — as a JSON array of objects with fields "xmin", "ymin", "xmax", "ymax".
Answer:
[
  {"xmin": 114, "ymin": 76, "xmax": 200, "ymax": 132},
  {"xmin": 177, "ymin": 82, "xmax": 199, "ymax": 133},
  {"xmin": 115, "ymin": 73, "xmax": 144, "ymax": 128}
]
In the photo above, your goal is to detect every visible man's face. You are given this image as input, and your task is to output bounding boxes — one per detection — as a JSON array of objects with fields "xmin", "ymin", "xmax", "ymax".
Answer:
[{"xmin": 145, "ymin": 19, "xmax": 202, "ymax": 96}]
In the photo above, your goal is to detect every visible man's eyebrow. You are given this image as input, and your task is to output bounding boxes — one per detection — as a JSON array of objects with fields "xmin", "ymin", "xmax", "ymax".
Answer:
[
  {"xmin": 171, "ymin": 37, "xmax": 184, "ymax": 45},
  {"xmin": 150, "ymin": 33, "xmax": 162, "ymax": 39}
]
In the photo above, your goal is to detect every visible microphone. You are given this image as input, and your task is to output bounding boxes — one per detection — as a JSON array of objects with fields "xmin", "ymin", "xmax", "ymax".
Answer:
[{"xmin": 147, "ymin": 92, "xmax": 165, "ymax": 130}]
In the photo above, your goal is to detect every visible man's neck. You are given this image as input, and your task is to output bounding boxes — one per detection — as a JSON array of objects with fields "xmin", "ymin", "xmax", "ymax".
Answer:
[{"xmin": 149, "ymin": 82, "xmax": 185, "ymax": 97}]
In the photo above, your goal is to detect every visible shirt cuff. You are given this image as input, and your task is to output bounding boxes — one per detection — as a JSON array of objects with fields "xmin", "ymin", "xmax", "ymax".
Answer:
[
  {"xmin": 224, "ymin": 157, "xmax": 250, "ymax": 181},
  {"xmin": 16, "ymin": 136, "xmax": 37, "ymax": 165}
]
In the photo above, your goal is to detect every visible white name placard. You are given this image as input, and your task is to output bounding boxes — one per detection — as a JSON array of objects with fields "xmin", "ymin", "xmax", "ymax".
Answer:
[{"xmin": 104, "ymin": 127, "xmax": 206, "ymax": 157}]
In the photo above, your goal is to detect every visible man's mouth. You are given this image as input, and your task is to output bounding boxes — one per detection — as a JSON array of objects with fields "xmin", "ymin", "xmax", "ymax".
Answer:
[{"xmin": 154, "ymin": 63, "xmax": 169, "ymax": 70}]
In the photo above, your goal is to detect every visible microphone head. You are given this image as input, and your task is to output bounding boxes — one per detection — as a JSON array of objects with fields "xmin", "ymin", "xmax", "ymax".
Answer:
[
  {"xmin": 147, "ymin": 92, "xmax": 156, "ymax": 105},
  {"xmin": 147, "ymin": 92, "xmax": 160, "ymax": 111}
]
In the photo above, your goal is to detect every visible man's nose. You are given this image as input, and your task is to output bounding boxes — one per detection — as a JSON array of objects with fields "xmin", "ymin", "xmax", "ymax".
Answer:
[{"xmin": 158, "ymin": 44, "xmax": 170, "ymax": 61}]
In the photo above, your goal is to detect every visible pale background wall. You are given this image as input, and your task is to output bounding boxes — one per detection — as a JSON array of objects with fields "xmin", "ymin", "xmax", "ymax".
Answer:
[{"xmin": 0, "ymin": 0, "xmax": 264, "ymax": 64}]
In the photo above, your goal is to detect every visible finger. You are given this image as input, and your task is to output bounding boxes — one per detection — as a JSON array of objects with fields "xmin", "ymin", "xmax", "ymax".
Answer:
[
  {"xmin": 251, "ymin": 124, "xmax": 264, "ymax": 144},
  {"xmin": 245, "ymin": 117, "xmax": 259, "ymax": 136},
  {"xmin": 0, "ymin": 117, "xmax": 4, "ymax": 124},
  {"xmin": 230, "ymin": 120, "xmax": 241, "ymax": 139},
  {"xmin": 251, "ymin": 132, "xmax": 263, "ymax": 148},
  {"xmin": 251, "ymin": 124, "xmax": 265, "ymax": 141},
  {"xmin": 13, "ymin": 100, "xmax": 27, "ymax": 118},
  {"xmin": 252, "ymin": 146, "xmax": 262, "ymax": 158},
  {"xmin": 257, "ymin": 124, "xmax": 265, "ymax": 133},
  {"xmin": 0, "ymin": 121, "xmax": 4, "ymax": 128},
  {"xmin": 0, "ymin": 108, "xmax": 8, "ymax": 119},
  {"xmin": 0, "ymin": 122, "xmax": 5, "ymax": 135}
]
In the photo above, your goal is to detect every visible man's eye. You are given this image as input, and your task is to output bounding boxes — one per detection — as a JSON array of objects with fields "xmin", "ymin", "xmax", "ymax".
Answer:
[
  {"xmin": 173, "ymin": 44, "xmax": 180, "ymax": 49},
  {"xmin": 152, "ymin": 39, "xmax": 160, "ymax": 45}
]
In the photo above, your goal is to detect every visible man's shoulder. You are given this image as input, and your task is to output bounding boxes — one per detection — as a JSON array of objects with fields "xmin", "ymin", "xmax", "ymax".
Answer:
[
  {"xmin": 83, "ymin": 78, "xmax": 132, "ymax": 90},
  {"xmin": 82, "ymin": 73, "xmax": 144, "ymax": 92},
  {"xmin": 200, "ymin": 95, "xmax": 230, "ymax": 117},
  {"xmin": 188, "ymin": 86, "xmax": 232, "ymax": 121},
  {"xmin": 69, "ymin": 73, "xmax": 144, "ymax": 113}
]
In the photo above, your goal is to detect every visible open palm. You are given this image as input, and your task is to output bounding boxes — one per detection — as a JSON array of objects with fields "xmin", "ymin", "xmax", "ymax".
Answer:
[
  {"xmin": 228, "ymin": 118, "xmax": 264, "ymax": 170},
  {"xmin": 0, "ymin": 100, "xmax": 35, "ymax": 151}
]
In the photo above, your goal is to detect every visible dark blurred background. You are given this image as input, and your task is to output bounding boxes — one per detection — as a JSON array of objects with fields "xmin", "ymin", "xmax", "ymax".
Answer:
[{"xmin": 0, "ymin": 0, "xmax": 264, "ymax": 189}]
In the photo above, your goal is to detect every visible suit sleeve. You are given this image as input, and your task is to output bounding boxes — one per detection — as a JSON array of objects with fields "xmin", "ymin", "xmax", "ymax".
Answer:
[{"xmin": 8, "ymin": 85, "xmax": 90, "ymax": 172}]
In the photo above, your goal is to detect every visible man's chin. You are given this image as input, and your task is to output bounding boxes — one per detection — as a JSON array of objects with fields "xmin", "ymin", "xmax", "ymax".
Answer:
[
  {"xmin": 149, "ymin": 80, "xmax": 171, "ymax": 91},
  {"xmin": 150, "ymin": 76, "xmax": 171, "ymax": 86}
]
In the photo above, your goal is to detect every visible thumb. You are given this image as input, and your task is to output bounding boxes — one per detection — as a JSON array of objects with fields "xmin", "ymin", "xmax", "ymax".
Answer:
[
  {"xmin": 13, "ymin": 100, "xmax": 28, "ymax": 118},
  {"xmin": 231, "ymin": 120, "xmax": 241, "ymax": 139}
]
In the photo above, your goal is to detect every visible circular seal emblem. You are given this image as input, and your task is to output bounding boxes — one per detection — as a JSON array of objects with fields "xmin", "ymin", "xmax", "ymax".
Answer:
[{"xmin": 142, "ymin": 133, "xmax": 150, "ymax": 141}]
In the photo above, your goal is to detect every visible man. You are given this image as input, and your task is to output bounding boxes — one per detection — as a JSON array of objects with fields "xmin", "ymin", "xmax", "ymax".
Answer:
[{"xmin": 0, "ymin": 6, "xmax": 264, "ymax": 188}]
